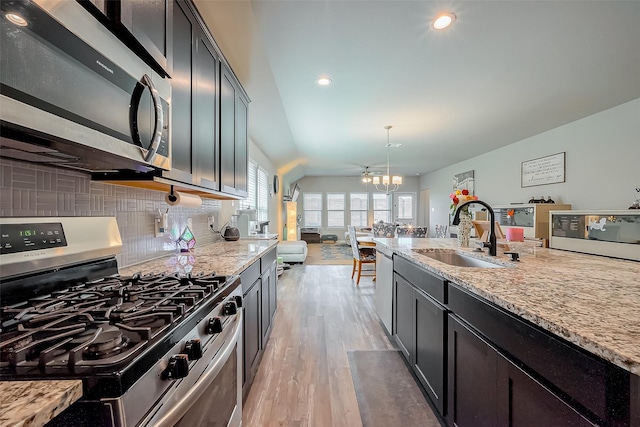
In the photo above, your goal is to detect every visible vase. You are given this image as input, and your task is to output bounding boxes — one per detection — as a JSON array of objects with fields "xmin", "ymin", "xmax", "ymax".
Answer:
[{"xmin": 457, "ymin": 212, "xmax": 472, "ymax": 247}]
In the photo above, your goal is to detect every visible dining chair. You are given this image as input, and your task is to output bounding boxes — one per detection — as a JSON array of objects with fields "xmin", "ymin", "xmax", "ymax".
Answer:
[
  {"xmin": 434, "ymin": 224, "xmax": 448, "ymax": 238},
  {"xmin": 396, "ymin": 226, "xmax": 428, "ymax": 238},
  {"xmin": 347, "ymin": 225, "xmax": 376, "ymax": 285}
]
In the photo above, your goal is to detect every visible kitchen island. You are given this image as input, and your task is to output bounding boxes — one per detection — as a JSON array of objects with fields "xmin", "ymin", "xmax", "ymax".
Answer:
[{"xmin": 375, "ymin": 237, "xmax": 640, "ymax": 426}]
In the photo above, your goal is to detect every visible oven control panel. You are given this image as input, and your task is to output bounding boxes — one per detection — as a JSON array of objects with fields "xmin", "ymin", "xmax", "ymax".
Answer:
[{"xmin": 1, "ymin": 222, "xmax": 67, "ymax": 254}]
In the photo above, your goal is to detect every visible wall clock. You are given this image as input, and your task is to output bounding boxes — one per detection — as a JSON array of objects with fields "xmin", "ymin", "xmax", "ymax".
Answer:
[{"xmin": 273, "ymin": 175, "xmax": 279, "ymax": 195}]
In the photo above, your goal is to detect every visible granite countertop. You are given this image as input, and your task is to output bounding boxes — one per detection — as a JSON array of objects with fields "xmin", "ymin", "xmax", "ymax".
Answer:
[
  {"xmin": 374, "ymin": 237, "xmax": 640, "ymax": 375},
  {"xmin": 0, "ymin": 380, "xmax": 82, "ymax": 427},
  {"xmin": 0, "ymin": 240, "xmax": 278, "ymax": 427},
  {"xmin": 119, "ymin": 239, "xmax": 279, "ymax": 277}
]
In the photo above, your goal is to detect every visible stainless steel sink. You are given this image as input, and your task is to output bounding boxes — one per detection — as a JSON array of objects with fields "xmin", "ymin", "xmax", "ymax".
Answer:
[{"xmin": 412, "ymin": 249, "xmax": 505, "ymax": 268}]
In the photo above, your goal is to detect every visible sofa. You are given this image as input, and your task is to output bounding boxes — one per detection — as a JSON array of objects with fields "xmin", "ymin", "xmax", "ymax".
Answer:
[{"xmin": 277, "ymin": 240, "xmax": 308, "ymax": 263}]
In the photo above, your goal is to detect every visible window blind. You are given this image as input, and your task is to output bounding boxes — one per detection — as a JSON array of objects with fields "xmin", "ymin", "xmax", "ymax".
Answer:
[
  {"xmin": 257, "ymin": 168, "xmax": 269, "ymax": 221},
  {"xmin": 327, "ymin": 193, "xmax": 345, "ymax": 227},
  {"xmin": 240, "ymin": 161, "xmax": 257, "ymax": 210}
]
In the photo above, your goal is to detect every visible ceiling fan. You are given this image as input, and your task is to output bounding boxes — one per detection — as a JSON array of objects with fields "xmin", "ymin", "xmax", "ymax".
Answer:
[{"xmin": 361, "ymin": 166, "xmax": 381, "ymax": 183}]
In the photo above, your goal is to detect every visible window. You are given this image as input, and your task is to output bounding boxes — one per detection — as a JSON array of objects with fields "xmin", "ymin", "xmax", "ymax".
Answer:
[
  {"xmin": 326, "ymin": 193, "xmax": 345, "ymax": 227},
  {"xmin": 350, "ymin": 193, "xmax": 369, "ymax": 227},
  {"xmin": 256, "ymin": 168, "xmax": 269, "ymax": 221},
  {"xmin": 396, "ymin": 193, "xmax": 416, "ymax": 224},
  {"xmin": 373, "ymin": 193, "xmax": 392, "ymax": 223},
  {"xmin": 239, "ymin": 161, "xmax": 257, "ymax": 211},
  {"xmin": 239, "ymin": 161, "xmax": 268, "ymax": 221},
  {"xmin": 303, "ymin": 193, "xmax": 322, "ymax": 227}
]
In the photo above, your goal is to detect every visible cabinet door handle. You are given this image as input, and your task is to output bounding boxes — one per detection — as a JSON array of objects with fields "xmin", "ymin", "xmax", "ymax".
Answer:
[{"xmin": 130, "ymin": 73, "xmax": 164, "ymax": 163}]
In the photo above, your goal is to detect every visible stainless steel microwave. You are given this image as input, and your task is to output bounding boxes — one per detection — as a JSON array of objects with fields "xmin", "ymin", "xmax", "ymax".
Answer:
[{"xmin": 0, "ymin": 0, "xmax": 170, "ymax": 172}]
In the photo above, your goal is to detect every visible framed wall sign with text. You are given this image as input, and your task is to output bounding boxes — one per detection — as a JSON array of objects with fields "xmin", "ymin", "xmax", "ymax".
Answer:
[{"xmin": 521, "ymin": 152, "xmax": 565, "ymax": 188}]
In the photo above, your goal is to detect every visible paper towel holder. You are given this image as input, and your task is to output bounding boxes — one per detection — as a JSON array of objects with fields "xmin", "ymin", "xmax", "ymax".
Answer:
[{"xmin": 166, "ymin": 185, "xmax": 178, "ymax": 204}]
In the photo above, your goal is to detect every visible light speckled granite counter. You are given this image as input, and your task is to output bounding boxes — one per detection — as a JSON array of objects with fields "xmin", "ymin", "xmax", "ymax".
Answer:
[
  {"xmin": 0, "ymin": 240, "xmax": 277, "ymax": 427},
  {"xmin": 119, "ymin": 239, "xmax": 279, "ymax": 277},
  {"xmin": 0, "ymin": 380, "xmax": 82, "ymax": 427},
  {"xmin": 374, "ymin": 237, "xmax": 640, "ymax": 375}
]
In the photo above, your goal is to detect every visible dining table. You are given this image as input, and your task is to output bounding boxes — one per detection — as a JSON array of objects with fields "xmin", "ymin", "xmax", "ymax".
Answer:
[{"xmin": 356, "ymin": 236, "xmax": 376, "ymax": 247}]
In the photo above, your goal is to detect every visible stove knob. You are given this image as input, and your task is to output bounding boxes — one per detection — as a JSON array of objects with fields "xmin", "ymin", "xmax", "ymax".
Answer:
[
  {"xmin": 207, "ymin": 317, "xmax": 223, "ymax": 334},
  {"xmin": 222, "ymin": 301, "xmax": 237, "ymax": 315},
  {"xmin": 163, "ymin": 355, "xmax": 189, "ymax": 380},
  {"xmin": 233, "ymin": 295, "xmax": 243, "ymax": 308},
  {"xmin": 184, "ymin": 339, "xmax": 203, "ymax": 360}
]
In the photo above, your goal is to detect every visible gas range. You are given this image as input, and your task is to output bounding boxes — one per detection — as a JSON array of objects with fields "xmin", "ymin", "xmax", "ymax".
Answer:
[{"xmin": 0, "ymin": 217, "xmax": 243, "ymax": 426}]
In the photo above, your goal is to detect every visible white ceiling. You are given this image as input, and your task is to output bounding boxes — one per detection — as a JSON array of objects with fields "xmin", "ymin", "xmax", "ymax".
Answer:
[{"xmin": 196, "ymin": 1, "xmax": 640, "ymax": 182}]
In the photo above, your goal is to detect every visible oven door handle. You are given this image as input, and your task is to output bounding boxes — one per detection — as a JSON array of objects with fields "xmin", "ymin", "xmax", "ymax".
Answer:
[{"xmin": 152, "ymin": 311, "xmax": 242, "ymax": 427}]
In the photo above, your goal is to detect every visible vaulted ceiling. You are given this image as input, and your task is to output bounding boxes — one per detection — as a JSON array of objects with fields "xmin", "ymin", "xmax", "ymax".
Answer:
[{"xmin": 196, "ymin": 1, "xmax": 640, "ymax": 182}]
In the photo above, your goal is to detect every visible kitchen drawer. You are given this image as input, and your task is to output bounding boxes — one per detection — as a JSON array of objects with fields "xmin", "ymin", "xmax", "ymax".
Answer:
[
  {"xmin": 261, "ymin": 248, "xmax": 277, "ymax": 273},
  {"xmin": 394, "ymin": 255, "xmax": 447, "ymax": 304},
  {"xmin": 448, "ymin": 283, "xmax": 629, "ymax": 424},
  {"xmin": 240, "ymin": 260, "xmax": 260, "ymax": 295}
]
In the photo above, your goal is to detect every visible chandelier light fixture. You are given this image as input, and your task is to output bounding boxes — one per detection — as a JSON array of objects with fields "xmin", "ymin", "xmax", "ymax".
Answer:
[{"xmin": 372, "ymin": 125, "xmax": 402, "ymax": 193}]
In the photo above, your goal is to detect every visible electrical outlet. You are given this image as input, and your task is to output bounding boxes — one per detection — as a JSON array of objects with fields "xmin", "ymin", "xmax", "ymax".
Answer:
[
  {"xmin": 155, "ymin": 212, "xmax": 169, "ymax": 238},
  {"xmin": 207, "ymin": 215, "xmax": 215, "ymax": 231}
]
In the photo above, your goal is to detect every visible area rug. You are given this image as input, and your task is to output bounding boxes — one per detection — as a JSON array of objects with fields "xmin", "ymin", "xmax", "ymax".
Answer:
[
  {"xmin": 305, "ymin": 243, "xmax": 354, "ymax": 265},
  {"xmin": 347, "ymin": 350, "xmax": 441, "ymax": 427}
]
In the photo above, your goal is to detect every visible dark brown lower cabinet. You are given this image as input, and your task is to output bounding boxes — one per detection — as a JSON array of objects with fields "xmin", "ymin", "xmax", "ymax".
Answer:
[
  {"xmin": 260, "ymin": 253, "xmax": 277, "ymax": 344},
  {"xmin": 497, "ymin": 354, "xmax": 597, "ymax": 427},
  {"xmin": 447, "ymin": 315, "xmax": 498, "ymax": 427},
  {"xmin": 241, "ymin": 248, "xmax": 278, "ymax": 401},
  {"xmin": 393, "ymin": 272, "xmax": 446, "ymax": 415},
  {"xmin": 414, "ymin": 287, "xmax": 447, "ymax": 415},
  {"xmin": 260, "ymin": 265, "xmax": 272, "ymax": 343},
  {"xmin": 448, "ymin": 315, "xmax": 598, "ymax": 427},
  {"xmin": 268, "ymin": 260, "xmax": 277, "ymax": 324},
  {"xmin": 242, "ymin": 278, "xmax": 260, "ymax": 395},
  {"xmin": 394, "ymin": 274, "xmax": 414, "ymax": 360}
]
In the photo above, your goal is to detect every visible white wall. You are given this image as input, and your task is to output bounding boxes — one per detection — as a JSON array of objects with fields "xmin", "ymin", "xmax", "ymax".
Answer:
[{"xmin": 421, "ymin": 98, "xmax": 640, "ymax": 231}]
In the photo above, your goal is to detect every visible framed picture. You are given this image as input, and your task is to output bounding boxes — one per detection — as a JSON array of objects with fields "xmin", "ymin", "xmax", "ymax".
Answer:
[
  {"xmin": 521, "ymin": 152, "xmax": 565, "ymax": 188},
  {"xmin": 453, "ymin": 170, "xmax": 474, "ymax": 195}
]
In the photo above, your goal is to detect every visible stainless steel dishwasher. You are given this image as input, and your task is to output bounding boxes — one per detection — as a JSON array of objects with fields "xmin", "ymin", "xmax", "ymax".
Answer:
[{"xmin": 375, "ymin": 245, "xmax": 394, "ymax": 334}]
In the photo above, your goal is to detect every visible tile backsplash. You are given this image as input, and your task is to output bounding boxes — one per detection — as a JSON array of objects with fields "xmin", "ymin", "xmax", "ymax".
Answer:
[{"xmin": 0, "ymin": 158, "xmax": 223, "ymax": 268}]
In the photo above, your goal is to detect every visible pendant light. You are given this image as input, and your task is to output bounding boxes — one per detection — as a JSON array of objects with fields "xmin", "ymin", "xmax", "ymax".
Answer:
[{"xmin": 372, "ymin": 125, "xmax": 402, "ymax": 193}]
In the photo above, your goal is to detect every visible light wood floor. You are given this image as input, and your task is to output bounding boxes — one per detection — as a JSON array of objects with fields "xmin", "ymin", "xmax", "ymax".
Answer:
[{"xmin": 242, "ymin": 265, "xmax": 395, "ymax": 427}]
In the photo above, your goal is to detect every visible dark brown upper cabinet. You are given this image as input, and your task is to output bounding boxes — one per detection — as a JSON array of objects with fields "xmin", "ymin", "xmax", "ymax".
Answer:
[
  {"xmin": 220, "ymin": 63, "xmax": 249, "ymax": 198},
  {"xmin": 163, "ymin": 0, "xmax": 219, "ymax": 191}
]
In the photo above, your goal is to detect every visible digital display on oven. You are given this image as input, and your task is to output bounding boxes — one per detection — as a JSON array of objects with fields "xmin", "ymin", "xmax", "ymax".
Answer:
[{"xmin": 1, "ymin": 223, "xmax": 67, "ymax": 254}]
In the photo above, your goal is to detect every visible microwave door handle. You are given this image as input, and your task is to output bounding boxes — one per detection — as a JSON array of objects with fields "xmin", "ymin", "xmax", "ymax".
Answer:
[
  {"xmin": 129, "ymin": 74, "xmax": 163, "ymax": 163},
  {"xmin": 145, "ymin": 74, "xmax": 164, "ymax": 163}
]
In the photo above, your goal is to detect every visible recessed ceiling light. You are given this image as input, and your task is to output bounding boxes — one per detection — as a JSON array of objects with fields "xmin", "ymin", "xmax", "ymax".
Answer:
[
  {"xmin": 317, "ymin": 77, "xmax": 332, "ymax": 86},
  {"xmin": 6, "ymin": 12, "xmax": 28, "ymax": 27},
  {"xmin": 432, "ymin": 12, "xmax": 456, "ymax": 30}
]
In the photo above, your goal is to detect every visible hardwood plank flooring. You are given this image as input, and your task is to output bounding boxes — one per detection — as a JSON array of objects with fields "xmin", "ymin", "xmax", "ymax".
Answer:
[{"xmin": 242, "ymin": 265, "xmax": 395, "ymax": 427}]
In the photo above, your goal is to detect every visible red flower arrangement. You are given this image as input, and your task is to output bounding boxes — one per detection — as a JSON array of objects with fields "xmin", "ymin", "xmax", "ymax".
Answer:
[{"xmin": 449, "ymin": 189, "xmax": 478, "ymax": 215}]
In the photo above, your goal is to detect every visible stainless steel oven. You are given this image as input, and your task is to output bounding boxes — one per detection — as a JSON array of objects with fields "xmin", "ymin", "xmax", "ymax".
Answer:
[
  {"xmin": 142, "ymin": 309, "xmax": 243, "ymax": 427},
  {"xmin": 1, "ymin": 217, "xmax": 243, "ymax": 427},
  {"xmin": 0, "ymin": 0, "xmax": 170, "ymax": 172}
]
